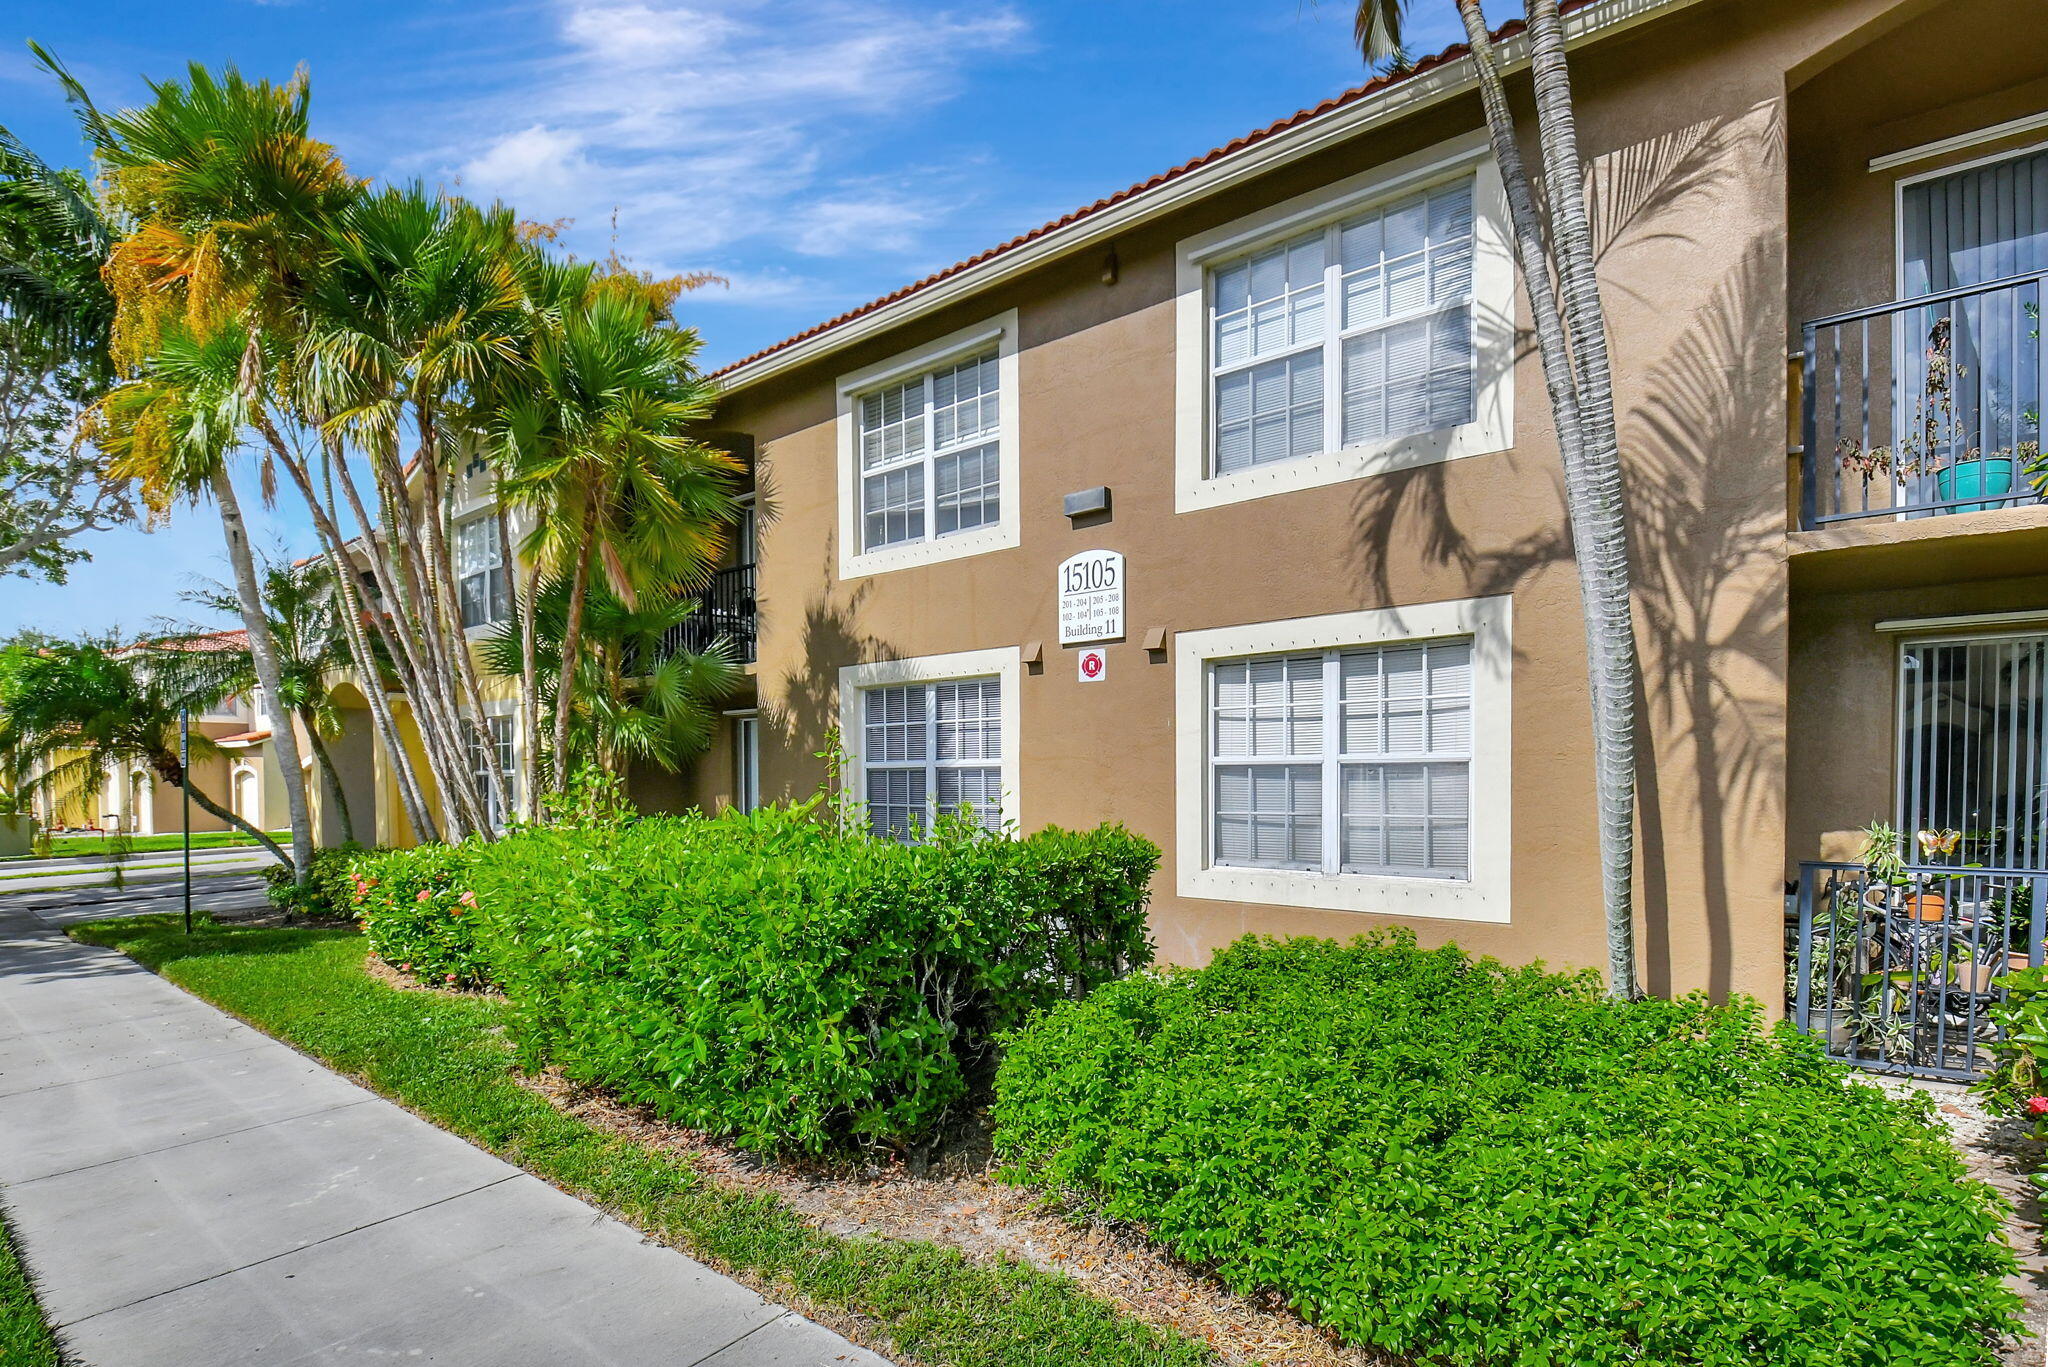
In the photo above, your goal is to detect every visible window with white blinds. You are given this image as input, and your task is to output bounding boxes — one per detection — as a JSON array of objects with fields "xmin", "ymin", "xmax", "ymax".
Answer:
[
  {"xmin": 861, "ymin": 676, "xmax": 1003, "ymax": 841},
  {"xmin": 1209, "ymin": 638, "xmax": 1473, "ymax": 878},
  {"xmin": 856, "ymin": 350, "xmax": 1001, "ymax": 553},
  {"xmin": 1209, "ymin": 177, "xmax": 1476, "ymax": 477},
  {"xmin": 456, "ymin": 516, "xmax": 508, "ymax": 628}
]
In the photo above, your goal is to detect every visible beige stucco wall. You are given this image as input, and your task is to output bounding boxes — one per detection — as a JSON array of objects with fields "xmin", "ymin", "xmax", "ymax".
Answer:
[{"xmin": 708, "ymin": 0, "xmax": 2009, "ymax": 1003}]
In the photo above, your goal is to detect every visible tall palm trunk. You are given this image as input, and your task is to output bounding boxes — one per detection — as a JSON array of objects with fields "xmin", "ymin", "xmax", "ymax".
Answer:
[
  {"xmin": 413, "ymin": 408, "xmax": 508, "ymax": 831},
  {"xmin": 263, "ymin": 419, "xmax": 440, "ymax": 844},
  {"xmin": 1453, "ymin": 0, "xmax": 1638, "ymax": 996},
  {"xmin": 550, "ymin": 501, "xmax": 601, "ymax": 798},
  {"xmin": 495, "ymin": 485, "xmax": 541, "ymax": 822},
  {"xmin": 1521, "ymin": 0, "xmax": 1640, "ymax": 999},
  {"xmin": 300, "ymin": 707, "xmax": 355, "ymax": 844},
  {"xmin": 209, "ymin": 465, "xmax": 314, "ymax": 883}
]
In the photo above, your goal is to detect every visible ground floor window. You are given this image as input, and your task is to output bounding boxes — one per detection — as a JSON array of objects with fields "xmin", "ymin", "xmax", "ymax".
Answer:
[
  {"xmin": 1173, "ymin": 597, "xmax": 1511, "ymax": 923},
  {"xmin": 733, "ymin": 713, "xmax": 760, "ymax": 813},
  {"xmin": 466, "ymin": 714, "xmax": 517, "ymax": 829},
  {"xmin": 1898, "ymin": 632, "xmax": 2048, "ymax": 869},
  {"xmin": 1209, "ymin": 639, "xmax": 1472, "ymax": 879},
  {"xmin": 860, "ymin": 677, "xmax": 1003, "ymax": 841}
]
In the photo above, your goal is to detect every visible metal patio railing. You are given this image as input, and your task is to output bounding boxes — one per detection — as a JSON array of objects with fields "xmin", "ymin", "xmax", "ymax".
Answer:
[
  {"xmin": 652, "ymin": 562, "xmax": 757, "ymax": 665},
  {"xmin": 1799, "ymin": 269, "xmax": 2046, "ymax": 529},
  {"xmin": 1791, "ymin": 860, "xmax": 2048, "ymax": 1081}
]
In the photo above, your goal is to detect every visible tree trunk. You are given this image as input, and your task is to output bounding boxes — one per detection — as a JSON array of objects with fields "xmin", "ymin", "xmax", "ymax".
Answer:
[
  {"xmin": 550, "ymin": 501, "xmax": 601, "ymax": 798},
  {"xmin": 357, "ymin": 433, "xmax": 487, "ymax": 840},
  {"xmin": 496, "ymin": 485, "xmax": 540, "ymax": 822},
  {"xmin": 209, "ymin": 465, "xmax": 315, "ymax": 885},
  {"xmin": 410, "ymin": 409, "xmax": 504, "ymax": 833},
  {"xmin": 151, "ymin": 746, "xmax": 290, "ymax": 865},
  {"xmin": 1454, "ymin": 1, "xmax": 1638, "ymax": 997},
  {"xmin": 269, "ymin": 420, "xmax": 441, "ymax": 845},
  {"xmin": 1521, "ymin": 0, "xmax": 1641, "ymax": 999},
  {"xmin": 300, "ymin": 707, "xmax": 355, "ymax": 845}
]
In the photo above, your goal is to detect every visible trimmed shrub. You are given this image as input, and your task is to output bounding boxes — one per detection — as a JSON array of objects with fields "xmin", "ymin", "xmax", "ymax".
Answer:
[
  {"xmin": 263, "ymin": 843, "xmax": 375, "ymax": 920},
  {"xmin": 357, "ymin": 803, "xmax": 1158, "ymax": 1153},
  {"xmin": 350, "ymin": 843, "xmax": 491, "ymax": 990},
  {"xmin": 994, "ymin": 932, "xmax": 2022, "ymax": 1367}
]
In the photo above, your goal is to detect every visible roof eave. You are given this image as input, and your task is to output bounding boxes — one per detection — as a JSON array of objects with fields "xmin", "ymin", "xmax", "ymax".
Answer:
[{"xmin": 712, "ymin": 0, "xmax": 1703, "ymax": 397}]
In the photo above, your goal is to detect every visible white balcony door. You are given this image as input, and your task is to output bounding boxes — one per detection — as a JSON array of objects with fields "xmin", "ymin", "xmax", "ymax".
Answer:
[{"xmin": 1898, "ymin": 632, "xmax": 2048, "ymax": 871}]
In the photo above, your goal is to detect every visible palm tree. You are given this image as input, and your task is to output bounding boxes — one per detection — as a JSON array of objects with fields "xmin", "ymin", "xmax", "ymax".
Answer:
[
  {"xmin": 0, "ymin": 637, "xmax": 289, "ymax": 862},
  {"xmin": 497, "ymin": 287, "xmax": 738, "ymax": 798},
  {"xmin": 166, "ymin": 558, "xmax": 364, "ymax": 844},
  {"xmin": 1354, "ymin": 0, "xmax": 1641, "ymax": 998},
  {"xmin": 84, "ymin": 316, "xmax": 319, "ymax": 885},
  {"xmin": 479, "ymin": 577, "xmax": 740, "ymax": 779},
  {"xmin": 297, "ymin": 186, "xmax": 531, "ymax": 837},
  {"xmin": 44, "ymin": 53, "xmax": 352, "ymax": 888}
]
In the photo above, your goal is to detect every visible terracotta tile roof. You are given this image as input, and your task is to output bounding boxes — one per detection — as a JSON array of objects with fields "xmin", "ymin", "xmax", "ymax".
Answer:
[
  {"xmin": 212, "ymin": 730, "xmax": 271, "ymax": 745},
  {"xmin": 707, "ymin": 4, "xmax": 1585, "ymax": 384},
  {"xmin": 113, "ymin": 629, "xmax": 250, "ymax": 657}
]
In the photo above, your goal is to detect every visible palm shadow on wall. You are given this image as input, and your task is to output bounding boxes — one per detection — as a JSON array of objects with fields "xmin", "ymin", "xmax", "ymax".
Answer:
[{"xmin": 1342, "ymin": 104, "xmax": 1787, "ymax": 996}]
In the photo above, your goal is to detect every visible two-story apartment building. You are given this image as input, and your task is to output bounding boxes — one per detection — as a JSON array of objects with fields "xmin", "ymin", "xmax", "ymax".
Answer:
[{"xmin": 631, "ymin": 0, "xmax": 2048, "ymax": 1011}]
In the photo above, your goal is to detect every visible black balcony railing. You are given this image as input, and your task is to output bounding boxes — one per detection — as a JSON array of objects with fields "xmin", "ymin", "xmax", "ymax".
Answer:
[
  {"xmin": 1799, "ymin": 269, "xmax": 2046, "ymax": 528},
  {"xmin": 651, "ymin": 562, "xmax": 756, "ymax": 665},
  {"xmin": 1791, "ymin": 860, "xmax": 2048, "ymax": 1081}
]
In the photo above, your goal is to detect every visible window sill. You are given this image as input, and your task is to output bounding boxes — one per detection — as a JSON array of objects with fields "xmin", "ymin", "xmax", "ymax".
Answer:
[
  {"xmin": 842, "ymin": 523, "xmax": 1019, "ymax": 581},
  {"xmin": 1179, "ymin": 419, "xmax": 1505, "ymax": 514},
  {"xmin": 1181, "ymin": 860, "xmax": 1507, "ymax": 923}
]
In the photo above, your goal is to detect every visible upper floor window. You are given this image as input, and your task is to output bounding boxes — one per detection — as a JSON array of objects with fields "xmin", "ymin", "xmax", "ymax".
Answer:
[
  {"xmin": 1211, "ymin": 178, "xmax": 1475, "ymax": 478},
  {"xmin": 456, "ymin": 516, "xmax": 509, "ymax": 629},
  {"xmin": 858, "ymin": 350, "xmax": 1002, "ymax": 551},
  {"xmin": 835, "ymin": 313, "xmax": 1020, "ymax": 580},
  {"xmin": 1173, "ymin": 133, "xmax": 1512, "ymax": 514}
]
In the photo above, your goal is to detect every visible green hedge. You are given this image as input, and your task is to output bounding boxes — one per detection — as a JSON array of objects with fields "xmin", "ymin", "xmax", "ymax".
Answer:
[
  {"xmin": 263, "ymin": 843, "xmax": 375, "ymax": 920},
  {"xmin": 993, "ymin": 933, "xmax": 2021, "ymax": 1367},
  {"xmin": 353, "ymin": 805, "xmax": 1158, "ymax": 1154},
  {"xmin": 351, "ymin": 842, "xmax": 493, "ymax": 989}
]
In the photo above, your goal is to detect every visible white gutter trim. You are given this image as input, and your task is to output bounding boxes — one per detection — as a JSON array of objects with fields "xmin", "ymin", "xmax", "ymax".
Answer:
[
  {"xmin": 1876, "ymin": 609, "xmax": 2048, "ymax": 635},
  {"xmin": 1869, "ymin": 111, "xmax": 2048, "ymax": 174},
  {"xmin": 716, "ymin": 0, "xmax": 1705, "ymax": 395}
]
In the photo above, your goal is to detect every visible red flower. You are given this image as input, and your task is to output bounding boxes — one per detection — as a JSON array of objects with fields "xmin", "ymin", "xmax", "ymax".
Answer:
[{"xmin": 2026, "ymin": 1096, "xmax": 2048, "ymax": 1117}]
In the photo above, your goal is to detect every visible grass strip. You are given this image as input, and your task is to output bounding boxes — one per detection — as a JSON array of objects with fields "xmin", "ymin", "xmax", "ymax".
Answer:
[
  {"xmin": 0, "ymin": 1204, "xmax": 60, "ymax": 1367},
  {"xmin": 70, "ymin": 914, "xmax": 1212, "ymax": 1367}
]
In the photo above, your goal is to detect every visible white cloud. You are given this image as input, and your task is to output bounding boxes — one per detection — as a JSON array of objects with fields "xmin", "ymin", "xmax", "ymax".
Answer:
[
  {"xmin": 461, "ymin": 124, "xmax": 593, "ymax": 202},
  {"xmin": 394, "ymin": 0, "xmax": 1031, "ymax": 291}
]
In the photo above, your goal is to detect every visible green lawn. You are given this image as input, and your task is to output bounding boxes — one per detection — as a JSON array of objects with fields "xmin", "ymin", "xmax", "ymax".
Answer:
[
  {"xmin": 0, "ymin": 1207, "xmax": 59, "ymax": 1367},
  {"xmin": 26, "ymin": 830, "xmax": 283, "ymax": 859},
  {"xmin": 70, "ymin": 914, "xmax": 1212, "ymax": 1367}
]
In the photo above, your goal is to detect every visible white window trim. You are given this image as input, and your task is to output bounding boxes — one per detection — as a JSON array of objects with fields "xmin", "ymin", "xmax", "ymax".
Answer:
[
  {"xmin": 1173, "ymin": 130, "xmax": 1514, "ymax": 514},
  {"xmin": 835, "ymin": 311, "xmax": 1021, "ymax": 581},
  {"xmin": 1175, "ymin": 594, "xmax": 1512, "ymax": 922},
  {"xmin": 838, "ymin": 646, "xmax": 1022, "ymax": 835},
  {"xmin": 454, "ymin": 510, "xmax": 511, "ymax": 637},
  {"xmin": 464, "ymin": 700, "xmax": 521, "ymax": 830}
]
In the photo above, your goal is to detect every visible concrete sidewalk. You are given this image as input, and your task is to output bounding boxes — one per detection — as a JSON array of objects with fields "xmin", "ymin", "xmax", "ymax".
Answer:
[{"xmin": 0, "ymin": 900, "xmax": 891, "ymax": 1366}]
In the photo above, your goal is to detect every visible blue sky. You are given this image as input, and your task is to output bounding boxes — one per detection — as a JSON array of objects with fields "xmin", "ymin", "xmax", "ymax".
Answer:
[{"xmin": 0, "ymin": 0, "xmax": 1466, "ymax": 637}]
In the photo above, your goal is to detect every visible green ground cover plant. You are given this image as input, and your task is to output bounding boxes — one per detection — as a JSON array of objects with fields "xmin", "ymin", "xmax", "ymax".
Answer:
[
  {"xmin": 0, "ymin": 1206, "xmax": 59, "ymax": 1367},
  {"xmin": 995, "ymin": 932, "xmax": 2023, "ymax": 1367},
  {"xmin": 263, "ymin": 842, "xmax": 374, "ymax": 919},
  {"xmin": 351, "ymin": 803, "xmax": 1159, "ymax": 1156},
  {"xmin": 70, "ymin": 913, "xmax": 1209, "ymax": 1367}
]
